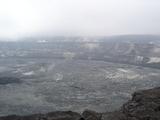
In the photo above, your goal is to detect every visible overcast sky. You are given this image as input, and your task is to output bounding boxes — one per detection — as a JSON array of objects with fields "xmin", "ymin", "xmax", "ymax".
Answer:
[{"xmin": 0, "ymin": 0, "xmax": 160, "ymax": 38}]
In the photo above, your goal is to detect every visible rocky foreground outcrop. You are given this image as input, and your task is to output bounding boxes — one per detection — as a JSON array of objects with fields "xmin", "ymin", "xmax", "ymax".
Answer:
[
  {"xmin": 102, "ymin": 87, "xmax": 160, "ymax": 120},
  {"xmin": 0, "ymin": 87, "xmax": 160, "ymax": 120}
]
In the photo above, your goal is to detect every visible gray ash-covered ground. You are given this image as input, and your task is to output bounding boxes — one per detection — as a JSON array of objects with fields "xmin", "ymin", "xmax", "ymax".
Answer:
[
  {"xmin": 1, "ymin": 36, "xmax": 160, "ymax": 116},
  {"xmin": 0, "ymin": 58, "xmax": 160, "ymax": 116}
]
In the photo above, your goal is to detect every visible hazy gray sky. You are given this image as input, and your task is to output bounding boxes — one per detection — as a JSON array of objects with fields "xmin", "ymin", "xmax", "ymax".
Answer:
[{"xmin": 0, "ymin": 0, "xmax": 160, "ymax": 38}]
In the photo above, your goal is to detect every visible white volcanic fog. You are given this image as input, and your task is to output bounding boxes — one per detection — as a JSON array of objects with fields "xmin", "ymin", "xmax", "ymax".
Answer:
[{"xmin": 0, "ymin": 0, "xmax": 160, "ymax": 39}]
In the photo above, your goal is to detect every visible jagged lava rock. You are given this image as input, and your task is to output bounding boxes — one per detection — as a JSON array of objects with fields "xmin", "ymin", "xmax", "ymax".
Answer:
[
  {"xmin": 0, "ymin": 111, "xmax": 81, "ymax": 120},
  {"xmin": 82, "ymin": 110, "xmax": 102, "ymax": 120},
  {"xmin": 121, "ymin": 87, "xmax": 160, "ymax": 120}
]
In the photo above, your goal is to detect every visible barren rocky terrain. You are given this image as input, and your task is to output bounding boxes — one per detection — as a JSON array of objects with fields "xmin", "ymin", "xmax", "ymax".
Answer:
[
  {"xmin": 0, "ymin": 36, "xmax": 160, "ymax": 116},
  {"xmin": 0, "ymin": 87, "xmax": 160, "ymax": 120}
]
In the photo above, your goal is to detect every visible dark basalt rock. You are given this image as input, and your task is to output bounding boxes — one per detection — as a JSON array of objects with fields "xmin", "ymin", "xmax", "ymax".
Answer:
[
  {"xmin": 0, "ymin": 87, "xmax": 160, "ymax": 120},
  {"xmin": 121, "ymin": 87, "xmax": 160, "ymax": 120},
  {"xmin": 0, "ymin": 77, "xmax": 21, "ymax": 85},
  {"xmin": 102, "ymin": 87, "xmax": 160, "ymax": 120},
  {"xmin": 101, "ymin": 111, "xmax": 126, "ymax": 120},
  {"xmin": 82, "ymin": 110, "xmax": 102, "ymax": 120},
  {"xmin": 0, "ymin": 111, "xmax": 82, "ymax": 120}
]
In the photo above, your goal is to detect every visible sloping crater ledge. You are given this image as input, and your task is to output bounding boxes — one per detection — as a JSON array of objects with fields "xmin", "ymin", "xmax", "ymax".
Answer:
[{"xmin": 0, "ymin": 87, "xmax": 160, "ymax": 120}]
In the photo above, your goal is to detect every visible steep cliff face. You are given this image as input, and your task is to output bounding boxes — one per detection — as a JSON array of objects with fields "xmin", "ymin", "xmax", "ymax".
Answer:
[
  {"xmin": 0, "ymin": 87, "xmax": 160, "ymax": 120},
  {"xmin": 102, "ymin": 87, "xmax": 160, "ymax": 120},
  {"xmin": 121, "ymin": 87, "xmax": 160, "ymax": 120}
]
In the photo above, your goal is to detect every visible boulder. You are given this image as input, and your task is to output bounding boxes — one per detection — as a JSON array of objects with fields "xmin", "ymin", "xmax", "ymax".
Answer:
[{"xmin": 82, "ymin": 110, "xmax": 102, "ymax": 120}]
